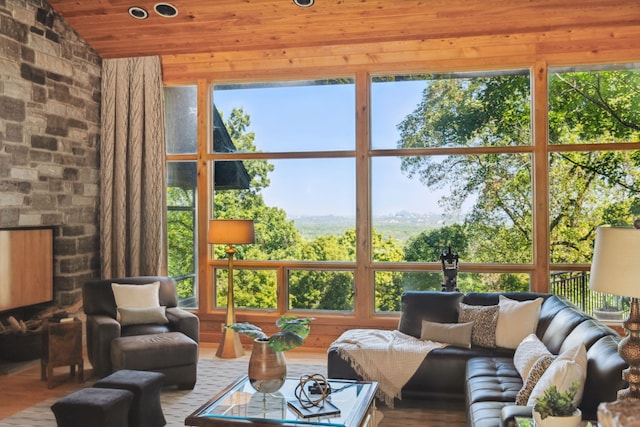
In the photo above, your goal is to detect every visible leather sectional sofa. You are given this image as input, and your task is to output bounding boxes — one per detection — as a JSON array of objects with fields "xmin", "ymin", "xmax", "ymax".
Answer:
[{"xmin": 327, "ymin": 291, "xmax": 627, "ymax": 426}]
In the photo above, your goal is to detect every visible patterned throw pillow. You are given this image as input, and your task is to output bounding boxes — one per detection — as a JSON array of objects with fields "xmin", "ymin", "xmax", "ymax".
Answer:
[
  {"xmin": 458, "ymin": 303, "xmax": 499, "ymax": 348},
  {"xmin": 513, "ymin": 334, "xmax": 552, "ymax": 379},
  {"xmin": 515, "ymin": 354, "xmax": 556, "ymax": 405}
]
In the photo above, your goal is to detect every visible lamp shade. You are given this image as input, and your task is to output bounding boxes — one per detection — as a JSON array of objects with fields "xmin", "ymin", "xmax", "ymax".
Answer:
[
  {"xmin": 208, "ymin": 219, "xmax": 255, "ymax": 245},
  {"xmin": 589, "ymin": 225, "xmax": 640, "ymax": 299}
]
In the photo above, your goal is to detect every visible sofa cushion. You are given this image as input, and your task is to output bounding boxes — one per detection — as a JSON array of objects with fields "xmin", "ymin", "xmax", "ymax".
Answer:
[
  {"xmin": 540, "ymin": 305, "xmax": 590, "ymax": 354},
  {"xmin": 459, "ymin": 303, "xmax": 499, "ymax": 348},
  {"xmin": 580, "ymin": 336, "xmax": 627, "ymax": 420},
  {"xmin": 513, "ymin": 334, "xmax": 551, "ymax": 380},
  {"xmin": 536, "ymin": 295, "xmax": 573, "ymax": 337},
  {"xmin": 118, "ymin": 306, "xmax": 169, "ymax": 326},
  {"xmin": 526, "ymin": 344, "xmax": 587, "ymax": 407},
  {"xmin": 515, "ymin": 354, "xmax": 555, "ymax": 405},
  {"xmin": 495, "ymin": 296, "xmax": 543, "ymax": 349},
  {"xmin": 398, "ymin": 291, "xmax": 464, "ymax": 338},
  {"xmin": 558, "ymin": 319, "xmax": 612, "ymax": 354},
  {"xmin": 421, "ymin": 320, "xmax": 473, "ymax": 348}
]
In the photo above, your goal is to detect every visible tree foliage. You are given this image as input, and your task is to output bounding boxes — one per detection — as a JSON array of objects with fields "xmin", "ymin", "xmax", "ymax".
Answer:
[{"xmin": 398, "ymin": 70, "xmax": 640, "ymax": 283}]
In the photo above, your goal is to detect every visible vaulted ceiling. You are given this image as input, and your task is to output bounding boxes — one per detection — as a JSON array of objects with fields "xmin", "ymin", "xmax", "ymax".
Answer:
[{"xmin": 45, "ymin": 0, "xmax": 640, "ymax": 59}]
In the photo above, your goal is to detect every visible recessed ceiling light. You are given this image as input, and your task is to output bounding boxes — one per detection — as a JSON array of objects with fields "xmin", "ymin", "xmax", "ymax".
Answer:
[
  {"xmin": 293, "ymin": 0, "xmax": 314, "ymax": 7},
  {"xmin": 154, "ymin": 2, "xmax": 179, "ymax": 17},
  {"xmin": 128, "ymin": 6, "xmax": 149, "ymax": 19}
]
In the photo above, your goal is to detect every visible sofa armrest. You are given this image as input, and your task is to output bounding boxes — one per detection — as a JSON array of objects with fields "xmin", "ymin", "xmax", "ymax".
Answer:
[
  {"xmin": 166, "ymin": 307, "xmax": 200, "ymax": 343},
  {"xmin": 86, "ymin": 314, "xmax": 121, "ymax": 378},
  {"xmin": 501, "ymin": 404, "xmax": 533, "ymax": 427}
]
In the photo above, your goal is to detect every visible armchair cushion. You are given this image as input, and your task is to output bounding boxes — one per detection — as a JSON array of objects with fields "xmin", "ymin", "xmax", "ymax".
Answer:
[
  {"xmin": 112, "ymin": 282, "xmax": 161, "ymax": 310},
  {"xmin": 118, "ymin": 306, "xmax": 169, "ymax": 326}
]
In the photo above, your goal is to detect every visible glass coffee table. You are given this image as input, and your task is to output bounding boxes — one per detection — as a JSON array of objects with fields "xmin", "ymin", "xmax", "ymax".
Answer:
[{"xmin": 185, "ymin": 375, "xmax": 378, "ymax": 427}]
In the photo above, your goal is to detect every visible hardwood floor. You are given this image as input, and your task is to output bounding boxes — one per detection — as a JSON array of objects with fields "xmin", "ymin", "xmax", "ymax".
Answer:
[{"xmin": 0, "ymin": 343, "xmax": 467, "ymax": 426}]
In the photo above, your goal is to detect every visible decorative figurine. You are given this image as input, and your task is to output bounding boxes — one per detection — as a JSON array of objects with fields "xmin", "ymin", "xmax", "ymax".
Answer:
[{"xmin": 440, "ymin": 246, "xmax": 459, "ymax": 292}]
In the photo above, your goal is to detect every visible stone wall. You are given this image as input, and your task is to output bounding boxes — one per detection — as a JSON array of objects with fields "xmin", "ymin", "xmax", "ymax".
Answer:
[{"xmin": 0, "ymin": 0, "xmax": 102, "ymax": 306}]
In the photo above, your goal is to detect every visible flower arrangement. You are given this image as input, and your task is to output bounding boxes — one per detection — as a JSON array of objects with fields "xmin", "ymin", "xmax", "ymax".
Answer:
[{"xmin": 227, "ymin": 316, "xmax": 314, "ymax": 352}]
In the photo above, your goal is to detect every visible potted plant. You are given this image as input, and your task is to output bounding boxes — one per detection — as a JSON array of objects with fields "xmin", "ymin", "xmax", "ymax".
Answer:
[
  {"xmin": 227, "ymin": 316, "xmax": 313, "ymax": 393},
  {"xmin": 227, "ymin": 316, "xmax": 314, "ymax": 352},
  {"xmin": 532, "ymin": 382, "xmax": 582, "ymax": 427}
]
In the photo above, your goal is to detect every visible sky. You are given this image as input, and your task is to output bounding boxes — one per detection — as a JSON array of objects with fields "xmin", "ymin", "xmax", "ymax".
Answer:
[{"xmin": 213, "ymin": 79, "xmax": 462, "ymax": 218}]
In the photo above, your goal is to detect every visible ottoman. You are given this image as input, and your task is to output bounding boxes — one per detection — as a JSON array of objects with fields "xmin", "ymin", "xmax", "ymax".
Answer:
[
  {"xmin": 94, "ymin": 370, "xmax": 166, "ymax": 427},
  {"xmin": 51, "ymin": 387, "xmax": 134, "ymax": 427},
  {"xmin": 110, "ymin": 332, "xmax": 198, "ymax": 389}
]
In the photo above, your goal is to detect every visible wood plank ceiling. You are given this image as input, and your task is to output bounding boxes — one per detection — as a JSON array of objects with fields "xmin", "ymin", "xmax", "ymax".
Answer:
[{"xmin": 45, "ymin": 0, "xmax": 640, "ymax": 60}]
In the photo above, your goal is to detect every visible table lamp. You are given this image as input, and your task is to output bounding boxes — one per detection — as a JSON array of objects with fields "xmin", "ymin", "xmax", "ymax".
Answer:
[
  {"xmin": 209, "ymin": 219, "xmax": 255, "ymax": 358},
  {"xmin": 589, "ymin": 221, "xmax": 640, "ymax": 400}
]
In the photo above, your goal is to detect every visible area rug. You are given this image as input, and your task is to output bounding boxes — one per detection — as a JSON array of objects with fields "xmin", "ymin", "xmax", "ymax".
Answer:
[{"xmin": 0, "ymin": 359, "xmax": 327, "ymax": 427}]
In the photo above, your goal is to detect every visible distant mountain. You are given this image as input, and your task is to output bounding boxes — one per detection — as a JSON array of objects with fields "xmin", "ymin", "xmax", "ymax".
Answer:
[{"xmin": 291, "ymin": 213, "xmax": 463, "ymax": 242}]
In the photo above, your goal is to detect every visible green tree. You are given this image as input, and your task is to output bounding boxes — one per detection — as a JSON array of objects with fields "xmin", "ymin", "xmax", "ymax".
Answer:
[{"xmin": 397, "ymin": 71, "xmax": 640, "ymax": 281}]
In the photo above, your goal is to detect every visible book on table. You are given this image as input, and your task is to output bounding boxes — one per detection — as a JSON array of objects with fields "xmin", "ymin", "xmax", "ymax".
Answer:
[{"xmin": 287, "ymin": 399, "xmax": 341, "ymax": 418}]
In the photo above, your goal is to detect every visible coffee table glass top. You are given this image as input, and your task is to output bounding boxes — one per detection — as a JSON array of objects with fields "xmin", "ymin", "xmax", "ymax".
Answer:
[{"xmin": 185, "ymin": 375, "xmax": 377, "ymax": 427}]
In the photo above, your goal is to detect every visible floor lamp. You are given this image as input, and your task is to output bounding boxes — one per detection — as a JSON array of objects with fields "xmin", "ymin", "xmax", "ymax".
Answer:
[
  {"xmin": 209, "ymin": 219, "xmax": 255, "ymax": 359},
  {"xmin": 589, "ymin": 221, "xmax": 640, "ymax": 401}
]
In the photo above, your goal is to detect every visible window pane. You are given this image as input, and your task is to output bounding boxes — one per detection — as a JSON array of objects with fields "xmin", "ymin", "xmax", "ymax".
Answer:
[
  {"xmin": 212, "ymin": 80, "xmax": 355, "ymax": 153},
  {"xmin": 549, "ymin": 64, "xmax": 640, "ymax": 145},
  {"xmin": 215, "ymin": 268, "xmax": 277, "ymax": 310},
  {"xmin": 167, "ymin": 161, "xmax": 197, "ymax": 307},
  {"xmin": 372, "ymin": 154, "xmax": 533, "ymax": 264},
  {"xmin": 164, "ymin": 86, "xmax": 197, "ymax": 154},
  {"xmin": 549, "ymin": 150, "xmax": 640, "ymax": 264},
  {"xmin": 371, "ymin": 71, "xmax": 531, "ymax": 149},
  {"xmin": 289, "ymin": 270, "xmax": 354, "ymax": 311},
  {"xmin": 374, "ymin": 271, "xmax": 440, "ymax": 312},
  {"xmin": 213, "ymin": 158, "xmax": 356, "ymax": 261},
  {"xmin": 374, "ymin": 271, "xmax": 530, "ymax": 313}
]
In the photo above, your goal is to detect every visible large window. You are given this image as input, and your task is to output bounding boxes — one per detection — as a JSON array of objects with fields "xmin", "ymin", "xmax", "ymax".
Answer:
[{"xmin": 164, "ymin": 64, "xmax": 640, "ymax": 317}]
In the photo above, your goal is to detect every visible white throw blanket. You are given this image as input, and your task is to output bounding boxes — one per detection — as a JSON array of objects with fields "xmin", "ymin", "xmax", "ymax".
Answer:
[{"xmin": 330, "ymin": 329, "xmax": 446, "ymax": 407}]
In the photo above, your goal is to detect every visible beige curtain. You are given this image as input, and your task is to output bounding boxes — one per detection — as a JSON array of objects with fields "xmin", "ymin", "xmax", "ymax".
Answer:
[{"xmin": 100, "ymin": 56, "xmax": 165, "ymax": 278}]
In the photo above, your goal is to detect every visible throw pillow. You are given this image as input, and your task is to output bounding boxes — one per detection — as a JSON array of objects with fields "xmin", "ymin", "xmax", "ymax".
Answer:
[
  {"xmin": 111, "ymin": 282, "xmax": 161, "ymax": 309},
  {"xmin": 118, "ymin": 306, "xmax": 169, "ymax": 326},
  {"xmin": 420, "ymin": 320, "xmax": 473, "ymax": 348},
  {"xmin": 458, "ymin": 303, "xmax": 499, "ymax": 348},
  {"xmin": 111, "ymin": 282, "xmax": 161, "ymax": 321},
  {"xmin": 513, "ymin": 333, "xmax": 552, "ymax": 379},
  {"xmin": 515, "ymin": 354, "xmax": 556, "ymax": 405},
  {"xmin": 526, "ymin": 344, "xmax": 588, "ymax": 407},
  {"xmin": 495, "ymin": 296, "xmax": 543, "ymax": 349}
]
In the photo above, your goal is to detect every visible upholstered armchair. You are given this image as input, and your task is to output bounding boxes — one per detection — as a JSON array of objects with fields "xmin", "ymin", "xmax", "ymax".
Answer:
[{"xmin": 82, "ymin": 276, "xmax": 199, "ymax": 381}]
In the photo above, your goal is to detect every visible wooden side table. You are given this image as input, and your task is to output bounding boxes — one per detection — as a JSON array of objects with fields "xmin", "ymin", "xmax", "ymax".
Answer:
[{"xmin": 41, "ymin": 318, "xmax": 84, "ymax": 389}]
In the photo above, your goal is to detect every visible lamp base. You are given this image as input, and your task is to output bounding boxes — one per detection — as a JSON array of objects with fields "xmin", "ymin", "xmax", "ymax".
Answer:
[
  {"xmin": 617, "ymin": 297, "xmax": 640, "ymax": 401},
  {"xmin": 216, "ymin": 328, "xmax": 244, "ymax": 359}
]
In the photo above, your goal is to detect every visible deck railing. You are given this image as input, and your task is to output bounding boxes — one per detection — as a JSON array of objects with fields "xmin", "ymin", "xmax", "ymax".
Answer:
[{"xmin": 550, "ymin": 271, "xmax": 629, "ymax": 319}]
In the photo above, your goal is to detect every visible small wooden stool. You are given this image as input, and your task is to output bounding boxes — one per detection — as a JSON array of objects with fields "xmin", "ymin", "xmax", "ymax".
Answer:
[{"xmin": 41, "ymin": 318, "xmax": 84, "ymax": 389}]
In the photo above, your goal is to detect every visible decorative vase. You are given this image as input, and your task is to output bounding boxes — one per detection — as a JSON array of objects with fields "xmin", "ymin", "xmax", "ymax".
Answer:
[
  {"xmin": 248, "ymin": 338, "xmax": 287, "ymax": 393},
  {"xmin": 533, "ymin": 409, "xmax": 582, "ymax": 427}
]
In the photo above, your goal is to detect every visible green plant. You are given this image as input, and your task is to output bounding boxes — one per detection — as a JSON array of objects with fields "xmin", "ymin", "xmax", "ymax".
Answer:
[
  {"xmin": 533, "ymin": 382, "xmax": 580, "ymax": 419},
  {"xmin": 227, "ymin": 316, "xmax": 314, "ymax": 352}
]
